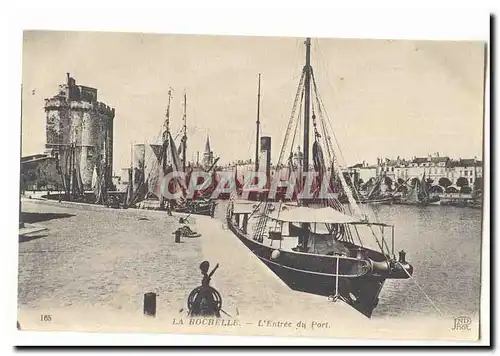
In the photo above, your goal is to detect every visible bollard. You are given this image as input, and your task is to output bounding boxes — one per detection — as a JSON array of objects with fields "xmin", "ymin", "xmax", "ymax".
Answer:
[
  {"xmin": 143, "ymin": 292, "xmax": 157, "ymax": 317},
  {"xmin": 398, "ymin": 250, "xmax": 406, "ymax": 264},
  {"xmin": 175, "ymin": 229, "xmax": 181, "ymax": 243}
]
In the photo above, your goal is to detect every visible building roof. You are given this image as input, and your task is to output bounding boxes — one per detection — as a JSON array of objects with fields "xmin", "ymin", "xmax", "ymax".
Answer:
[
  {"xmin": 380, "ymin": 156, "xmax": 451, "ymax": 166},
  {"xmin": 450, "ymin": 159, "xmax": 482, "ymax": 167},
  {"xmin": 412, "ymin": 157, "xmax": 428, "ymax": 164},
  {"xmin": 21, "ymin": 154, "xmax": 48, "ymax": 162},
  {"xmin": 349, "ymin": 163, "xmax": 364, "ymax": 169}
]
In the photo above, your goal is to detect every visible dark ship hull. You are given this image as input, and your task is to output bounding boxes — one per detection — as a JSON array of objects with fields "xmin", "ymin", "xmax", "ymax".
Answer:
[
  {"xmin": 395, "ymin": 195, "xmax": 440, "ymax": 206},
  {"xmin": 355, "ymin": 196, "xmax": 394, "ymax": 205},
  {"xmin": 227, "ymin": 214, "xmax": 412, "ymax": 318}
]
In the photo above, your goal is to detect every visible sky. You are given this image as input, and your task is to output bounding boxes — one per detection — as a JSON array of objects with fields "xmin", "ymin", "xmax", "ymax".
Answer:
[{"xmin": 21, "ymin": 31, "xmax": 486, "ymax": 174}]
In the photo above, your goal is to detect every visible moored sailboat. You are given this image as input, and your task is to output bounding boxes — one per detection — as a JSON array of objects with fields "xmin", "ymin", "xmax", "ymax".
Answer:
[
  {"xmin": 396, "ymin": 172, "xmax": 440, "ymax": 206},
  {"xmin": 127, "ymin": 90, "xmax": 217, "ymax": 216},
  {"xmin": 226, "ymin": 38, "xmax": 414, "ymax": 318},
  {"xmin": 354, "ymin": 172, "xmax": 394, "ymax": 205}
]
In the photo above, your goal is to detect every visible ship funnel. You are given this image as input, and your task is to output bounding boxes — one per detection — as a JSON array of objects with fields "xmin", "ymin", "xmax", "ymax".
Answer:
[{"xmin": 260, "ymin": 136, "xmax": 271, "ymax": 186}]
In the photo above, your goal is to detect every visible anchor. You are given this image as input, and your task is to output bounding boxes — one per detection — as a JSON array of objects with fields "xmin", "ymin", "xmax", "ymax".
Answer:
[{"xmin": 187, "ymin": 261, "xmax": 223, "ymax": 318}]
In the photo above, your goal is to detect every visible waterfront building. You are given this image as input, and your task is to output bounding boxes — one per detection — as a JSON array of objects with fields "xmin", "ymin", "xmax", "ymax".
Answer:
[
  {"xmin": 349, "ymin": 153, "xmax": 482, "ymax": 191},
  {"xmin": 348, "ymin": 161, "xmax": 378, "ymax": 185}
]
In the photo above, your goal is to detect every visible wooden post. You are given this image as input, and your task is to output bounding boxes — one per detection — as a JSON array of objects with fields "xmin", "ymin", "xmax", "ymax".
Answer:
[
  {"xmin": 242, "ymin": 213, "xmax": 249, "ymax": 234},
  {"xmin": 143, "ymin": 292, "xmax": 156, "ymax": 317},
  {"xmin": 175, "ymin": 229, "xmax": 181, "ymax": 243}
]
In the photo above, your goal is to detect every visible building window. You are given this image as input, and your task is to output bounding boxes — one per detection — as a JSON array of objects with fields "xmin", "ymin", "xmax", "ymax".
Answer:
[
  {"xmin": 470, "ymin": 178, "xmax": 473, "ymax": 184},
  {"xmin": 464, "ymin": 171, "xmax": 468, "ymax": 176}
]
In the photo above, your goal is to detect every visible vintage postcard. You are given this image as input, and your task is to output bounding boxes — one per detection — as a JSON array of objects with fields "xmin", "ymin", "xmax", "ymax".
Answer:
[{"xmin": 17, "ymin": 30, "xmax": 488, "ymax": 343}]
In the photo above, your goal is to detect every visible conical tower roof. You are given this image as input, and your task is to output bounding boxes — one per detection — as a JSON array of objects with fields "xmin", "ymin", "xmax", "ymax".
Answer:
[{"xmin": 205, "ymin": 135, "xmax": 211, "ymax": 154}]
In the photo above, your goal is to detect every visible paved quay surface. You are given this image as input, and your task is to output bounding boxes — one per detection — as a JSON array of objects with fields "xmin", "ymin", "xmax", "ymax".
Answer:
[{"xmin": 17, "ymin": 198, "xmax": 477, "ymax": 340}]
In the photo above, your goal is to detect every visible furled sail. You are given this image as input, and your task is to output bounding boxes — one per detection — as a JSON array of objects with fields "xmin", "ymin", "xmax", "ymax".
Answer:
[
  {"xmin": 157, "ymin": 129, "xmax": 187, "ymax": 204},
  {"xmin": 406, "ymin": 179, "xmax": 420, "ymax": 203},
  {"xmin": 312, "ymin": 140, "xmax": 326, "ymax": 198},
  {"xmin": 124, "ymin": 168, "xmax": 134, "ymax": 207},
  {"xmin": 92, "ymin": 165, "xmax": 100, "ymax": 201},
  {"xmin": 420, "ymin": 172, "xmax": 429, "ymax": 199}
]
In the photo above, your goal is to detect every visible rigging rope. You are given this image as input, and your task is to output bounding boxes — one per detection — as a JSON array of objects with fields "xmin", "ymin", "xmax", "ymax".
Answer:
[
  {"xmin": 397, "ymin": 262, "xmax": 445, "ymax": 317},
  {"xmin": 289, "ymin": 86, "xmax": 305, "ymax": 165},
  {"xmin": 276, "ymin": 71, "xmax": 306, "ymax": 168},
  {"xmin": 312, "ymin": 80, "xmax": 366, "ymax": 245},
  {"xmin": 311, "ymin": 70, "xmax": 367, "ymax": 214}
]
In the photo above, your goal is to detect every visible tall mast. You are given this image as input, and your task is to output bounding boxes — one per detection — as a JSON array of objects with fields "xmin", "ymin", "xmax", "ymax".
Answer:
[
  {"xmin": 303, "ymin": 38, "xmax": 311, "ymax": 173},
  {"xmin": 130, "ymin": 141, "xmax": 133, "ymax": 169},
  {"xmin": 473, "ymin": 157, "xmax": 477, "ymax": 196},
  {"xmin": 129, "ymin": 141, "xmax": 133, "ymax": 197},
  {"xmin": 182, "ymin": 92, "xmax": 187, "ymax": 172},
  {"xmin": 165, "ymin": 89, "xmax": 172, "ymax": 135},
  {"xmin": 255, "ymin": 73, "xmax": 261, "ymax": 172}
]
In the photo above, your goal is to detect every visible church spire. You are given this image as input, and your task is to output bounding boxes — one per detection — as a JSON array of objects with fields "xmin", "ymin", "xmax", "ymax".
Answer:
[
  {"xmin": 205, "ymin": 135, "xmax": 211, "ymax": 154},
  {"xmin": 203, "ymin": 134, "xmax": 214, "ymax": 169}
]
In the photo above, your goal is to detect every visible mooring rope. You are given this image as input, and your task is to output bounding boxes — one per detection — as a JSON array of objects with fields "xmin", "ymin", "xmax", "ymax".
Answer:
[{"xmin": 397, "ymin": 262, "xmax": 444, "ymax": 317}]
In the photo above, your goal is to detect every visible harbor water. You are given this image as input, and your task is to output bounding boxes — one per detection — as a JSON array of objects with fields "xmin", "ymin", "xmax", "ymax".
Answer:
[{"xmin": 368, "ymin": 204, "xmax": 482, "ymax": 319}]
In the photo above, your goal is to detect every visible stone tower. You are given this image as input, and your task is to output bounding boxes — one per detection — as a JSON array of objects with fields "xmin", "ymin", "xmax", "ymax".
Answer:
[{"xmin": 44, "ymin": 73, "xmax": 115, "ymax": 190}]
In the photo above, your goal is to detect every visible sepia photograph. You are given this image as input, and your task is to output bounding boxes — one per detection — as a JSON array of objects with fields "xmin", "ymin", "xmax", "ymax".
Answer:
[{"xmin": 15, "ymin": 17, "xmax": 489, "ymax": 345}]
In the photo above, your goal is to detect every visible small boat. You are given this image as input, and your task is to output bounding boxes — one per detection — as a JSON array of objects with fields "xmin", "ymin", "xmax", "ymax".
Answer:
[
  {"xmin": 356, "ymin": 196, "xmax": 394, "ymax": 205},
  {"xmin": 175, "ymin": 198, "xmax": 217, "ymax": 216},
  {"xmin": 353, "ymin": 173, "xmax": 394, "ymax": 205}
]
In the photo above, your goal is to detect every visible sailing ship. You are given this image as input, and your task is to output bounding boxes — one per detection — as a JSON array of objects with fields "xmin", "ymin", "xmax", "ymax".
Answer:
[
  {"xmin": 396, "ymin": 172, "xmax": 440, "ymax": 206},
  {"xmin": 353, "ymin": 172, "xmax": 394, "ymax": 205},
  {"xmin": 126, "ymin": 90, "xmax": 217, "ymax": 216},
  {"xmin": 226, "ymin": 38, "xmax": 414, "ymax": 318}
]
